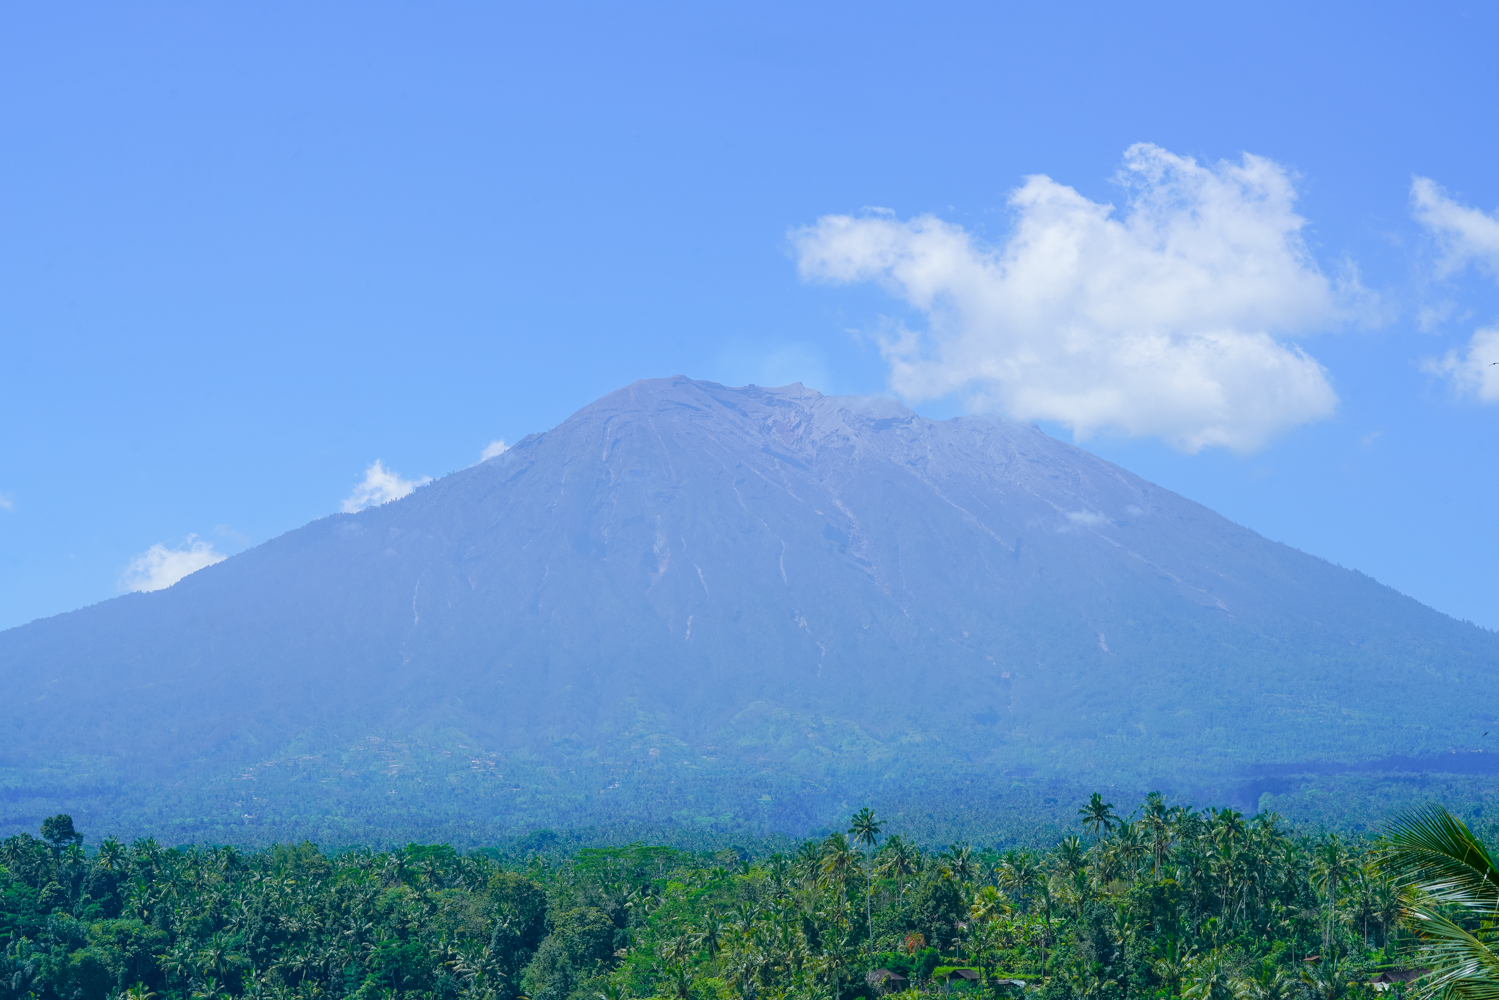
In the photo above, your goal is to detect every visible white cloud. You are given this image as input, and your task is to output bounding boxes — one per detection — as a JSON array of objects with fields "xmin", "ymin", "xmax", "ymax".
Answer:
[
  {"xmin": 341, "ymin": 459, "xmax": 430, "ymax": 513},
  {"xmin": 1422, "ymin": 327, "xmax": 1499, "ymax": 403},
  {"xmin": 480, "ymin": 440, "xmax": 509, "ymax": 461},
  {"xmin": 792, "ymin": 143, "xmax": 1344, "ymax": 453},
  {"xmin": 1412, "ymin": 180, "xmax": 1499, "ymax": 402},
  {"xmin": 0, "ymin": 493, "xmax": 12, "ymax": 511},
  {"xmin": 120, "ymin": 535, "xmax": 226, "ymax": 593},
  {"xmin": 1415, "ymin": 179, "xmax": 1499, "ymax": 401},
  {"xmin": 1412, "ymin": 177, "xmax": 1499, "ymax": 279}
]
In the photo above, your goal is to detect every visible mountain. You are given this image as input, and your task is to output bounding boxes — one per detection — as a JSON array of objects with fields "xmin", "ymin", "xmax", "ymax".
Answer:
[{"xmin": 4, "ymin": 377, "xmax": 1498, "ymax": 846}]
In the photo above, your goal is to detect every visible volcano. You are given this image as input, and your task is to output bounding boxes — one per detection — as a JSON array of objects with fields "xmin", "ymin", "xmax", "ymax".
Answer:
[{"xmin": 4, "ymin": 377, "xmax": 1496, "ymax": 844}]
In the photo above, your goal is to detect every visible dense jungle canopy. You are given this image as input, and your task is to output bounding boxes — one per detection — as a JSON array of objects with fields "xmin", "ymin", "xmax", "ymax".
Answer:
[{"xmin": 2, "ymin": 795, "xmax": 1474, "ymax": 1000}]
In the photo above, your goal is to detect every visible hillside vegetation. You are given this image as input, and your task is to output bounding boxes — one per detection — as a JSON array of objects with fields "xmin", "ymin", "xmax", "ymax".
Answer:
[{"xmin": 0, "ymin": 795, "xmax": 1446, "ymax": 1000}]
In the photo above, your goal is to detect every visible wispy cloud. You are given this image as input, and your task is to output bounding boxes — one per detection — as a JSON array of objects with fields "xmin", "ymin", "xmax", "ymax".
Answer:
[
  {"xmin": 714, "ymin": 341, "xmax": 832, "ymax": 393},
  {"xmin": 1412, "ymin": 177, "xmax": 1499, "ymax": 279},
  {"xmin": 480, "ymin": 440, "xmax": 509, "ymax": 461},
  {"xmin": 120, "ymin": 535, "xmax": 226, "ymax": 593},
  {"xmin": 0, "ymin": 493, "xmax": 12, "ymax": 511},
  {"xmin": 793, "ymin": 143, "xmax": 1347, "ymax": 454},
  {"xmin": 1422, "ymin": 327, "xmax": 1499, "ymax": 403},
  {"xmin": 1413, "ymin": 180, "xmax": 1499, "ymax": 403},
  {"xmin": 341, "ymin": 459, "xmax": 430, "ymax": 513}
]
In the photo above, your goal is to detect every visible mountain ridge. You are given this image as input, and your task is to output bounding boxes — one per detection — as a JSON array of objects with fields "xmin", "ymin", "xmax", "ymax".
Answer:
[{"xmin": 3, "ymin": 376, "xmax": 1496, "ymax": 843}]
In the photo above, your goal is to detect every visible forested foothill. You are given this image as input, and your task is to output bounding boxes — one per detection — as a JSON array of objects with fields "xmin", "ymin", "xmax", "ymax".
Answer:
[{"xmin": 8, "ymin": 794, "xmax": 1497, "ymax": 1000}]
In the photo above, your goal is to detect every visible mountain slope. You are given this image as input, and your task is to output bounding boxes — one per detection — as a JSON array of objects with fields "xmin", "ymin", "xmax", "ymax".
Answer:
[{"xmin": 4, "ymin": 377, "xmax": 1497, "ymax": 843}]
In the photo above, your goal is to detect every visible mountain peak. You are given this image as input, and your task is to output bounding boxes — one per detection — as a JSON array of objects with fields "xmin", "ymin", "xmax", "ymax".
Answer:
[{"xmin": 3, "ymin": 377, "xmax": 1496, "ymax": 843}]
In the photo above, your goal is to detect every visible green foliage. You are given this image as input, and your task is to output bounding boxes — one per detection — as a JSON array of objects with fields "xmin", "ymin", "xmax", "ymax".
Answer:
[
  {"xmin": 521, "ymin": 907, "xmax": 616, "ymax": 1000},
  {"xmin": 0, "ymin": 796, "xmax": 1446, "ymax": 1000},
  {"xmin": 40, "ymin": 815, "xmax": 83, "ymax": 851},
  {"xmin": 906, "ymin": 877, "xmax": 966, "ymax": 954},
  {"xmin": 1375, "ymin": 805, "xmax": 1499, "ymax": 1000}
]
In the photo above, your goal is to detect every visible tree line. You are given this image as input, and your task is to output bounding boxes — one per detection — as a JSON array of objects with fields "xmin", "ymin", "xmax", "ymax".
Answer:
[{"xmin": 0, "ymin": 795, "xmax": 1490, "ymax": 1000}]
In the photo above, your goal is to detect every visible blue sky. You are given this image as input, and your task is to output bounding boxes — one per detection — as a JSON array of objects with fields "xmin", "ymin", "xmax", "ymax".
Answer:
[{"xmin": 4, "ymin": 2, "xmax": 1499, "ymax": 630}]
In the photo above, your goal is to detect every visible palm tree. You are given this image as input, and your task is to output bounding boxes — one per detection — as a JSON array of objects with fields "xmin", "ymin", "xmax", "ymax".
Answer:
[
  {"xmin": 1375, "ymin": 804, "xmax": 1499, "ymax": 1000},
  {"xmin": 966, "ymin": 917, "xmax": 1001, "ymax": 985},
  {"xmin": 1313, "ymin": 837, "xmax": 1359, "ymax": 957},
  {"xmin": 1108, "ymin": 902, "xmax": 1138, "ymax": 968},
  {"xmin": 694, "ymin": 910, "xmax": 726, "ymax": 976},
  {"xmin": 997, "ymin": 851, "xmax": 1044, "ymax": 912},
  {"xmin": 1299, "ymin": 954, "xmax": 1356, "ymax": 1000},
  {"xmin": 1032, "ymin": 877, "xmax": 1058, "ymax": 978},
  {"xmin": 1110, "ymin": 821, "xmax": 1145, "ymax": 882},
  {"xmin": 1058, "ymin": 865, "xmax": 1093, "ymax": 925},
  {"xmin": 1143, "ymin": 792, "xmax": 1174, "ymax": 876},
  {"xmin": 1182, "ymin": 950, "xmax": 1235, "ymax": 1000},
  {"xmin": 794, "ymin": 839, "xmax": 822, "ymax": 880},
  {"xmin": 662, "ymin": 930, "xmax": 696, "ymax": 968},
  {"xmin": 970, "ymin": 885, "xmax": 1007, "ymax": 924},
  {"xmin": 848, "ymin": 808, "xmax": 883, "ymax": 956},
  {"xmin": 848, "ymin": 808, "xmax": 881, "ymax": 851},
  {"xmin": 1055, "ymin": 836, "xmax": 1088, "ymax": 879},
  {"xmin": 1372, "ymin": 880, "xmax": 1404, "ymax": 951},
  {"xmin": 1233, "ymin": 958, "xmax": 1299, "ymax": 1000},
  {"xmin": 196, "ymin": 933, "xmax": 240, "ymax": 983},
  {"xmin": 1079, "ymin": 793, "xmax": 1119, "ymax": 840},
  {"xmin": 1345, "ymin": 871, "xmax": 1379, "ymax": 950},
  {"xmin": 812, "ymin": 935, "xmax": 853, "ymax": 1000},
  {"xmin": 666, "ymin": 963, "xmax": 693, "ymax": 1000},
  {"xmin": 99, "ymin": 836, "xmax": 127, "ymax": 872},
  {"xmin": 819, "ymin": 833, "xmax": 857, "ymax": 923},
  {"xmin": 942, "ymin": 843, "xmax": 979, "ymax": 883},
  {"xmin": 879, "ymin": 836, "xmax": 918, "ymax": 900},
  {"xmin": 1152, "ymin": 937, "xmax": 1193, "ymax": 999}
]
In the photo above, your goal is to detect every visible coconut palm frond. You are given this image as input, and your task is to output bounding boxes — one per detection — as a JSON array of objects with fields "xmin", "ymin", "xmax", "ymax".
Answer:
[
  {"xmin": 1405, "ymin": 902, "xmax": 1499, "ymax": 1000},
  {"xmin": 1379, "ymin": 806, "xmax": 1499, "ymax": 911}
]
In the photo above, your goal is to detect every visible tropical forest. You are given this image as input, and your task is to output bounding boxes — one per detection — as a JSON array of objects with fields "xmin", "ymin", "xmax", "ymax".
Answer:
[{"xmin": 3, "ymin": 795, "xmax": 1493, "ymax": 1000}]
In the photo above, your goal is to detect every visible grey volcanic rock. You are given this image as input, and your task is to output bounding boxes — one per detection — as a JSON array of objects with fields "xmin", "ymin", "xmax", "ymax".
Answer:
[{"xmin": 3, "ymin": 377, "xmax": 1497, "ymax": 842}]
